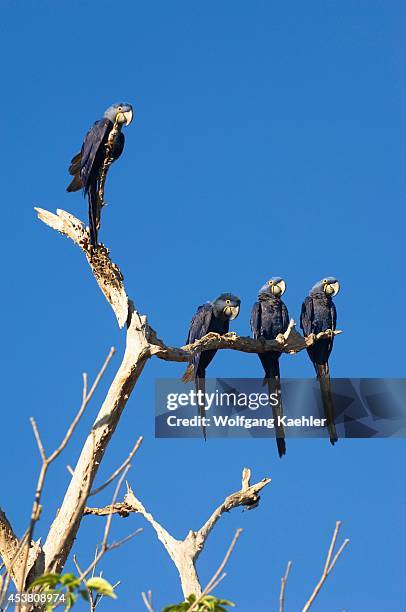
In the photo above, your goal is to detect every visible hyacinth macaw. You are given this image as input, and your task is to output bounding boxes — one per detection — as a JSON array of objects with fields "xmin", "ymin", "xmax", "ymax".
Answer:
[{"xmin": 67, "ymin": 103, "xmax": 133, "ymax": 246}]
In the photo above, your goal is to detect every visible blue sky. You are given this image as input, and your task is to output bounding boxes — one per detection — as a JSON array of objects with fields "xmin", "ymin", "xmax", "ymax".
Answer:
[{"xmin": 1, "ymin": 1, "xmax": 405, "ymax": 609}]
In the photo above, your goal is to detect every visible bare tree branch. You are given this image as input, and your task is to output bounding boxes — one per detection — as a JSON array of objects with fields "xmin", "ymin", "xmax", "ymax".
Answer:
[
  {"xmin": 141, "ymin": 590, "xmax": 154, "ymax": 612},
  {"xmin": 73, "ymin": 465, "xmax": 142, "ymax": 582},
  {"xmin": 12, "ymin": 348, "xmax": 114, "ymax": 593},
  {"xmin": 41, "ymin": 305, "xmax": 150, "ymax": 576},
  {"xmin": 195, "ymin": 468, "xmax": 269, "ymax": 554},
  {"xmin": 189, "ymin": 528, "xmax": 243, "ymax": 611},
  {"xmin": 302, "ymin": 521, "xmax": 349, "ymax": 612},
  {"xmin": 48, "ymin": 348, "xmax": 116, "ymax": 465},
  {"xmin": 149, "ymin": 323, "xmax": 342, "ymax": 366},
  {"xmin": 121, "ymin": 468, "xmax": 270, "ymax": 598},
  {"xmin": 279, "ymin": 561, "xmax": 292, "ymax": 612},
  {"xmin": 73, "ymin": 557, "xmax": 95, "ymax": 612},
  {"xmin": 83, "ymin": 503, "xmax": 134, "ymax": 518}
]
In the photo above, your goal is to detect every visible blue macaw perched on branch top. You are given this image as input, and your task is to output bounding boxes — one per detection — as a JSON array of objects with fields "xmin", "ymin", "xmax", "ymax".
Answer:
[
  {"xmin": 183, "ymin": 294, "xmax": 241, "ymax": 440},
  {"xmin": 67, "ymin": 103, "xmax": 134, "ymax": 247},
  {"xmin": 251, "ymin": 277, "xmax": 290, "ymax": 458},
  {"xmin": 300, "ymin": 277, "xmax": 340, "ymax": 445}
]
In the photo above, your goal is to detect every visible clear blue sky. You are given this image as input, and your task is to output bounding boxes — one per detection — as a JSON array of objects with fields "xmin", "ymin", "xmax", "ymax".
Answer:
[{"xmin": 1, "ymin": 1, "xmax": 405, "ymax": 609}]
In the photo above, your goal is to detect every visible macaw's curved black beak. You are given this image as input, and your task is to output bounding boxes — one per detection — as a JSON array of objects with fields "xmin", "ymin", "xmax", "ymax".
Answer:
[{"xmin": 223, "ymin": 305, "xmax": 240, "ymax": 320}]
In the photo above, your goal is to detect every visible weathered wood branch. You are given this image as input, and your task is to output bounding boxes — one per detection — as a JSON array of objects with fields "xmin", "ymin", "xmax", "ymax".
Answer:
[
  {"xmin": 42, "ymin": 307, "xmax": 150, "ymax": 575},
  {"xmin": 83, "ymin": 468, "xmax": 270, "ymax": 599},
  {"xmin": 148, "ymin": 319, "xmax": 342, "ymax": 364},
  {"xmin": 83, "ymin": 502, "xmax": 134, "ymax": 517}
]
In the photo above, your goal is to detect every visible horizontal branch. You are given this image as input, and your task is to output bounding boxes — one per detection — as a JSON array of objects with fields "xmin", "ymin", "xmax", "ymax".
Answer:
[
  {"xmin": 149, "ymin": 320, "xmax": 342, "ymax": 364},
  {"xmin": 83, "ymin": 503, "xmax": 134, "ymax": 517}
]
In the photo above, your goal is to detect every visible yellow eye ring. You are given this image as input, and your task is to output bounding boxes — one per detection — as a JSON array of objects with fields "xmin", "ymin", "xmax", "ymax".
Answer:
[
  {"xmin": 268, "ymin": 280, "xmax": 274, "ymax": 285},
  {"xmin": 225, "ymin": 299, "xmax": 231, "ymax": 305},
  {"xmin": 323, "ymin": 278, "xmax": 328, "ymax": 283},
  {"xmin": 117, "ymin": 106, "xmax": 122, "ymax": 112}
]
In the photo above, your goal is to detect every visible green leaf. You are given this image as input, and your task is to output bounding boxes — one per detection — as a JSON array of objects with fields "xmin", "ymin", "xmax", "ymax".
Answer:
[
  {"xmin": 86, "ymin": 577, "xmax": 117, "ymax": 599},
  {"xmin": 59, "ymin": 573, "xmax": 81, "ymax": 589},
  {"xmin": 66, "ymin": 590, "xmax": 77, "ymax": 610},
  {"xmin": 163, "ymin": 595, "xmax": 235, "ymax": 612},
  {"xmin": 79, "ymin": 589, "xmax": 90, "ymax": 601},
  {"xmin": 29, "ymin": 573, "xmax": 61, "ymax": 589}
]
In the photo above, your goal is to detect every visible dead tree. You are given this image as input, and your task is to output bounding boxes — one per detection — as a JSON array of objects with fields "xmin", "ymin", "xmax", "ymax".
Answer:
[{"xmin": 0, "ymin": 208, "xmax": 342, "ymax": 604}]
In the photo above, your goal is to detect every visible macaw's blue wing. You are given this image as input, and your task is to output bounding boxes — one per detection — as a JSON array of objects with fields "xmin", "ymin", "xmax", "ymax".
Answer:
[
  {"xmin": 300, "ymin": 296, "xmax": 314, "ymax": 337},
  {"xmin": 281, "ymin": 301, "xmax": 290, "ymax": 333},
  {"xmin": 186, "ymin": 303, "xmax": 213, "ymax": 345},
  {"xmin": 81, "ymin": 119, "xmax": 114, "ymax": 246},
  {"xmin": 80, "ymin": 118, "xmax": 112, "ymax": 191},
  {"xmin": 250, "ymin": 301, "xmax": 261, "ymax": 339},
  {"xmin": 66, "ymin": 119, "xmax": 111, "ymax": 193},
  {"xmin": 182, "ymin": 303, "xmax": 213, "ymax": 379}
]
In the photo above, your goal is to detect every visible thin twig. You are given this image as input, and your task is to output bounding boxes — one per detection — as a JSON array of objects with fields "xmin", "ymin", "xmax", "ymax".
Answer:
[
  {"xmin": 30, "ymin": 418, "xmax": 46, "ymax": 462},
  {"xmin": 302, "ymin": 521, "xmax": 349, "ymax": 612},
  {"xmin": 108, "ymin": 529, "xmax": 143, "ymax": 552},
  {"xmin": 279, "ymin": 561, "xmax": 292, "ymax": 612},
  {"xmin": 101, "ymin": 465, "xmax": 130, "ymax": 550},
  {"xmin": 82, "ymin": 372, "xmax": 88, "ymax": 403},
  {"xmin": 47, "ymin": 347, "xmax": 115, "ymax": 464},
  {"xmin": 141, "ymin": 590, "xmax": 154, "ymax": 612},
  {"xmin": 73, "ymin": 557, "xmax": 95, "ymax": 612},
  {"xmin": 18, "ymin": 348, "xmax": 115, "ymax": 597},
  {"xmin": 188, "ymin": 528, "xmax": 243, "ymax": 611},
  {"xmin": 328, "ymin": 539, "xmax": 350, "ymax": 574},
  {"xmin": 89, "ymin": 436, "xmax": 143, "ymax": 497},
  {"xmin": 74, "ymin": 465, "xmax": 142, "ymax": 583}
]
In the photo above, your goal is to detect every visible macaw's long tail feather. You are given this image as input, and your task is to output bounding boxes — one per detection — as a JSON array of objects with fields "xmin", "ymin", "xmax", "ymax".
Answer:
[
  {"xmin": 266, "ymin": 376, "xmax": 286, "ymax": 458},
  {"xmin": 182, "ymin": 363, "xmax": 194, "ymax": 383},
  {"xmin": 196, "ymin": 376, "xmax": 207, "ymax": 441},
  {"xmin": 88, "ymin": 183, "xmax": 101, "ymax": 247},
  {"xmin": 316, "ymin": 363, "xmax": 338, "ymax": 445},
  {"xmin": 66, "ymin": 174, "xmax": 82, "ymax": 192}
]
